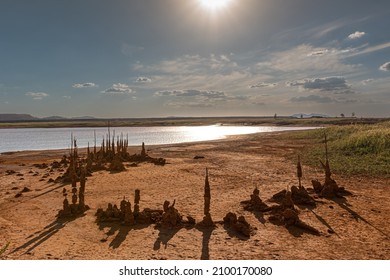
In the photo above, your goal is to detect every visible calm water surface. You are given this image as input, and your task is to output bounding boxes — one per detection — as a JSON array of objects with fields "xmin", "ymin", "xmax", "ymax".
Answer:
[{"xmin": 0, "ymin": 125, "xmax": 317, "ymax": 153}]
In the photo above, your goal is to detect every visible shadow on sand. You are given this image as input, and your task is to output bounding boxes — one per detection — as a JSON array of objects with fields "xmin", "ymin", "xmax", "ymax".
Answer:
[
  {"xmin": 11, "ymin": 215, "xmax": 83, "ymax": 255},
  {"xmin": 153, "ymin": 225, "xmax": 184, "ymax": 251},
  {"xmin": 196, "ymin": 225, "xmax": 215, "ymax": 260},
  {"xmin": 97, "ymin": 222, "xmax": 149, "ymax": 249},
  {"xmin": 332, "ymin": 196, "xmax": 389, "ymax": 239}
]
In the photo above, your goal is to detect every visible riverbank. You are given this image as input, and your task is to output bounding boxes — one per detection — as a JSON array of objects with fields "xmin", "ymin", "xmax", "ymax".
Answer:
[{"xmin": 1, "ymin": 131, "xmax": 389, "ymax": 260}]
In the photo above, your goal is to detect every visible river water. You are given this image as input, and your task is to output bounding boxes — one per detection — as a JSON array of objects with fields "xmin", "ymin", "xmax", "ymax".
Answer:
[{"xmin": 0, "ymin": 125, "xmax": 317, "ymax": 153}]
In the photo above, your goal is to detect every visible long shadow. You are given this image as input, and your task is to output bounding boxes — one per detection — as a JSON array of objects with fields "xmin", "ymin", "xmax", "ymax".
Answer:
[
  {"xmin": 11, "ymin": 216, "xmax": 79, "ymax": 255},
  {"xmin": 309, "ymin": 209, "xmax": 340, "ymax": 237},
  {"xmin": 97, "ymin": 222, "xmax": 149, "ymax": 249},
  {"xmin": 286, "ymin": 225, "xmax": 305, "ymax": 237},
  {"xmin": 332, "ymin": 197, "xmax": 389, "ymax": 239},
  {"xmin": 196, "ymin": 225, "xmax": 215, "ymax": 260},
  {"xmin": 0, "ymin": 183, "xmax": 68, "ymax": 212},
  {"xmin": 30, "ymin": 183, "xmax": 67, "ymax": 200},
  {"xmin": 109, "ymin": 226, "xmax": 132, "ymax": 249},
  {"xmin": 153, "ymin": 225, "xmax": 183, "ymax": 251},
  {"xmin": 269, "ymin": 217, "xmax": 319, "ymax": 237}
]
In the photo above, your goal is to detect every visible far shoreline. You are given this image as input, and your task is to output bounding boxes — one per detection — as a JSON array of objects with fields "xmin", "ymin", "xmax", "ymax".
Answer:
[{"xmin": 0, "ymin": 116, "xmax": 388, "ymax": 129}]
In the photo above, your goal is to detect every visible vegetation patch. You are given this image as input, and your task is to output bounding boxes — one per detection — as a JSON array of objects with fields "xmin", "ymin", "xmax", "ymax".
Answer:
[{"xmin": 286, "ymin": 121, "xmax": 390, "ymax": 177}]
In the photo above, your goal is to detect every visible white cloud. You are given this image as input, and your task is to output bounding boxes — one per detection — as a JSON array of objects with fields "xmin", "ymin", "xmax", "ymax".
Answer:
[
  {"xmin": 348, "ymin": 31, "xmax": 366, "ymax": 39},
  {"xmin": 249, "ymin": 82, "xmax": 277, "ymax": 88},
  {"xmin": 379, "ymin": 62, "xmax": 390, "ymax": 71},
  {"xmin": 63, "ymin": 95, "xmax": 71, "ymax": 99},
  {"xmin": 361, "ymin": 79, "xmax": 374, "ymax": 85},
  {"xmin": 136, "ymin": 77, "xmax": 152, "ymax": 83},
  {"xmin": 72, "ymin": 82, "xmax": 97, "ymax": 88},
  {"xmin": 25, "ymin": 92, "xmax": 49, "ymax": 100},
  {"xmin": 102, "ymin": 83, "xmax": 134, "ymax": 95},
  {"xmin": 287, "ymin": 77, "xmax": 353, "ymax": 94},
  {"xmin": 155, "ymin": 89, "xmax": 226, "ymax": 99}
]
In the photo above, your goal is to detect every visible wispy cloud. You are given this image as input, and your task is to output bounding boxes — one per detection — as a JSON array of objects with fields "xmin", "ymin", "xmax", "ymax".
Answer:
[
  {"xmin": 347, "ymin": 42, "xmax": 390, "ymax": 57},
  {"xmin": 259, "ymin": 45, "xmax": 358, "ymax": 75},
  {"xmin": 155, "ymin": 89, "xmax": 226, "ymax": 99},
  {"xmin": 155, "ymin": 88, "xmax": 248, "ymax": 109},
  {"xmin": 290, "ymin": 95, "xmax": 333, "ymax": 103},
  {"xmin": 290, "ymin": 95, "xmax": 356, "ymax": 104},
  {"xmin": 133, "ymin": 53, "xmax": 253, "ymax": 93},
  {"xmin": 348, "ymin": 31, "xmax": 366, "ymax": 39},
  {"xmin": 72, "ymin": 82, "xmax": 97, "ymax": 88},
  {"xmin": 307, "ymin": 49, "xmax": 329, "ymax": 56},
  {"xmin": 25, "ymin": 92, "xmax": 49, "ymax": 100},
  {"xmin": 102, "ymin": 83, "xmax": 134, "ymax": 95},
  {"xmin": 379, "ymin": 61, "xmax": 390, "ymax": 71},
  {"xmin": 165, "ymin": 101, "xmax": 215, "ymax": 108}
]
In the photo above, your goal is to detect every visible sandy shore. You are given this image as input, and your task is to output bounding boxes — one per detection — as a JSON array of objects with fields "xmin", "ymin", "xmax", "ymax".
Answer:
[{"xmin": 1, "ymin": 131, "xmax": 389, "ymax": 260}]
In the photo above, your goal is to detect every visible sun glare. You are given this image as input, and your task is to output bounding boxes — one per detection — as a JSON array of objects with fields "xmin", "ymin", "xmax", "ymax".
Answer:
[{"xmin": 199, "ymin": 0, "xmax": 232, "ymax": 11}]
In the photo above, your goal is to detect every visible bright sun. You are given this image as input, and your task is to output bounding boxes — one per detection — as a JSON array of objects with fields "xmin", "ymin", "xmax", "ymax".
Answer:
[{"xmin": 199, "ymin": 0, "xmax": 232, "ymax": 11}]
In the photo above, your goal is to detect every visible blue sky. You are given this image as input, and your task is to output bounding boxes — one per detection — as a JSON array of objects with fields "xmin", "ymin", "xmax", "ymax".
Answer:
[{"xmin": 0, "ymin": 0, "xmax": 389, "ymax": 118}]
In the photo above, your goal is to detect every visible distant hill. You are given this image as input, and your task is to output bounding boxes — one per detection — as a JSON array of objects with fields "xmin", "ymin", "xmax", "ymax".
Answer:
[
  {"xmin": 71, "ymin": 116, "xmax": 96, "ymax": 120},
  {"xmin": 0, "ymin": 114, "xmax": 38, "ymax": 121},
  {"xmin": 0, "ymin": 114, "xmax": 98, "ymax": 122},
  {"xmin": 41, "ymin": 116, "xmax": 67, "ymax": 120},
  {"xmin": 291, "ymin": 113, "xmax": 330, "ymax": 119}
]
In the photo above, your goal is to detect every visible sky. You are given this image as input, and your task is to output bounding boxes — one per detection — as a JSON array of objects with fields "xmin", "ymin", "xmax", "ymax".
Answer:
[{"xmin": 0, "ymin": 0, "xmax": 389, "ymax": 118}]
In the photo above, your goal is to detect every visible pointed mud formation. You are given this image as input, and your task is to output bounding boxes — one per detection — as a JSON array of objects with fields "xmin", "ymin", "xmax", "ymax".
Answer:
[
  {"xmin": 223, "ymin": 212, "xmax": 255, "ymax": 238},
  {"xmin": 291, "ymin": 155, "xmax": 316, "ymax": 206},
  {"xmin": 269, "ymin": 190, "xmax": 320, "ymax": 235},
  {"xmin": 241, "ymin": 187, "xmax": 270, "ymax": 212},
  {"xmin": 311, "ymin": 134, "xmax": 352, "ymax": 198},
  {"xmin": 161, "ymin": 200, "xmax": 182, "ymax": 228},
  {"xmin": 95, "ymin": 189, "xmax": 164, "ymax": 225},
  {"xmin": 272, "ymin": 156, "xmax": 316, "ymax": 206}
]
